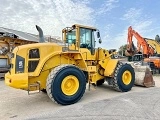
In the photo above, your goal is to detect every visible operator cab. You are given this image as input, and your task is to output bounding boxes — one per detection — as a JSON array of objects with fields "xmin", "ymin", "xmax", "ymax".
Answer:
[{"xmin": 62, "ymin": 24, "xmax": 101, "ymax": 55}]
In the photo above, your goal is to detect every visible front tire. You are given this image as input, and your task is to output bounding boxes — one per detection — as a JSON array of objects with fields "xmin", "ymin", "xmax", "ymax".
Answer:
[
  {"xmin": 46, "ymin": 64, "xmax": 86, "ymax": 105},
  {"xmin": 113, "ymin": 62, "xmax": 135, "ymax": 92}
]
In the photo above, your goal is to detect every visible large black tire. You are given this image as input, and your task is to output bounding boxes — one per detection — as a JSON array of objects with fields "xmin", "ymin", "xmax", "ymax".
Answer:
[
  {"xmin": 46, "ymin": 64, "xmax": 86, "ymax": 105},
  {"xmin": 112, "ymin": 62, "xmax": 135, "ymax": 92}
]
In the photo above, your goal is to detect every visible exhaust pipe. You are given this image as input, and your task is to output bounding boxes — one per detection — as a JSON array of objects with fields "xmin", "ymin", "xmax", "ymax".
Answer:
[{"xmin": 36, "ymin": 25, "xmax": 45, "ymax": 43}]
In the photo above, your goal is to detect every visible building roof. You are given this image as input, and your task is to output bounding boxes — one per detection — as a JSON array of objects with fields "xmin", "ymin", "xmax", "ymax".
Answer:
[
  {"xmin": 0, "ymin": 27, "xmax": 63, "ymax": 44},
  {"xmin": 0, "ymin": 27, "xmax": 40, "ymax": 42}
]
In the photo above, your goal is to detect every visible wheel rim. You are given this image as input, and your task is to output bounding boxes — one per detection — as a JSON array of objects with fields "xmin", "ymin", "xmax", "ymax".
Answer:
[
  {"xmin": 122, "ymin": 70, "xmax": 132, "ymax": 85},
  {"xmin": 61, "ymin": 75, "xmax": 79, "ymax": 96}
]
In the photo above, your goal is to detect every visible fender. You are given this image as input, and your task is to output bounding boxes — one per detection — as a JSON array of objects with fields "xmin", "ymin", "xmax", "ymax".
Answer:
[
  {"xmin": 99, "ymin": 59, "xmax": 118, "ymax": 76},
  {"xmin": 32, "ymin": 51, "xmax": 88, "ymax": 76}
]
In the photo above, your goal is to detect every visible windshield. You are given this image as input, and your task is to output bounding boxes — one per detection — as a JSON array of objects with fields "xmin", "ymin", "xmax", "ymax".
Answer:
[{"xmin": 80, "ymin": 28, "xmax": 95, "ymax": 49}]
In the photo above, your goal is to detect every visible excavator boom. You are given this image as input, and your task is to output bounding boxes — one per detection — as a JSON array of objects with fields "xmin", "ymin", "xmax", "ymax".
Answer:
[{"xmin": 125, "ymin": 26, "xmax": 154, "ymax": 57}]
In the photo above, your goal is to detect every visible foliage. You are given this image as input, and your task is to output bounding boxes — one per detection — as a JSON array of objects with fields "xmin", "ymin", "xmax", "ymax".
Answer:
[{"xmin": 118, "ymin": 44, "xmax": 127, "ymax": 56}]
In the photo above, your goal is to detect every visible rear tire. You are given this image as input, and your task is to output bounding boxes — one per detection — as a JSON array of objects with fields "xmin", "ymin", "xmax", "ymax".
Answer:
[
  {"xmin": 113, "ymin": 62, "xmax": 135, "ymax": 92},
  {"xmin": 46, "ymin": 64, "xmax": 86, "ymax": 105}
]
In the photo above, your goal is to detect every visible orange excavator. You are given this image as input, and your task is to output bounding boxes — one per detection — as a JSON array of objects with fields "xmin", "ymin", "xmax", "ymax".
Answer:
[
  {"xmin": 125, "ymin": 26, "xmax": 155, "ymax": 87},
  {"xmin": 125, "ymin": 26, "xmax": 160, "ymax": 74},
  {"xmin": 125, "ymin": 26, "xmax": 155, "ymax": 58}
]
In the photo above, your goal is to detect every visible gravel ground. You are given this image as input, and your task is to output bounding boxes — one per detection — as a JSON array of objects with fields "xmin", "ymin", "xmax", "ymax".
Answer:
[{"xmin": 0, "ymin": 75, "xmax": 160, "ymax": 120}]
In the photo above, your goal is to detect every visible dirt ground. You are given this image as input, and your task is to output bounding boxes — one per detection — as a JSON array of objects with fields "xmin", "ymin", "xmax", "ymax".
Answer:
[{"xmin": 0, "ymin": 75, "xmax": 160, "ymax": 120}]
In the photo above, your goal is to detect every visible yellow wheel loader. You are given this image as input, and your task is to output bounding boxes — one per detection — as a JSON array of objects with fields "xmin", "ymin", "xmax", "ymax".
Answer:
[{"xmin": 5, "ymin": 24, "xmax": 135, "ymax": 105}]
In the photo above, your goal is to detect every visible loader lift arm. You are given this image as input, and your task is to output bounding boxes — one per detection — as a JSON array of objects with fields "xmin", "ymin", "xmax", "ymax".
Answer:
[{"xmin": 126, "ymin": 26, "xmax": 155, "ymax": 58}]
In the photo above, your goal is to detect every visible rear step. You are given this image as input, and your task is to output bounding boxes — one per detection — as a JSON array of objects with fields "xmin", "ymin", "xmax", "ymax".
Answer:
[{"xmin": 28, "ymin": 82, "xmax": 40, "ymax": 95}]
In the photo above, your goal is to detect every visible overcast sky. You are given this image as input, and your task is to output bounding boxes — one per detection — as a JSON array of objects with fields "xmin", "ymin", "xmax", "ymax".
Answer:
[{"xmin": 1, "ymin": 0, "xmax": 160, "ymax": 50}]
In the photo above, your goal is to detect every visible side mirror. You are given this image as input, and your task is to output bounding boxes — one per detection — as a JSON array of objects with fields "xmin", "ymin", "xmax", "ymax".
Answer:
[
  {"xmin": 97, "ymin": 31, "xmax": 102, "ymax": 44},
  {"xmin": 97, "ymin": 32, "xmax": 100, "ymax": 38},
  {"xmin": 99, "ymin": 39, "xmax": 102, "ymax": 44}
]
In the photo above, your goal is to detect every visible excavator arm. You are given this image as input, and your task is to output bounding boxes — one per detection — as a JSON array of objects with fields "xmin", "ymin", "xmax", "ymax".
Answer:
[{"xmin": 125, "ymin": 26, "xmax": 155, "ymax": 58}]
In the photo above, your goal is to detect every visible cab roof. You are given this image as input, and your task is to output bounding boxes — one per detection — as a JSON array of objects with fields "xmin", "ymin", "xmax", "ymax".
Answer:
[{"xmin": 72, "ymin": 24, "xmax": 97, "ymax": 30}]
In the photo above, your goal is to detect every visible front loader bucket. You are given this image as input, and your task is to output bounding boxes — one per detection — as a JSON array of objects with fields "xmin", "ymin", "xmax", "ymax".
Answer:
[
  {"xmin": 128, "ymin": 62, "xmax": 155, "ymax": 87},
  {"xmin": 143, "ymin": 67, "xmax": 155, "ymax": 87}
]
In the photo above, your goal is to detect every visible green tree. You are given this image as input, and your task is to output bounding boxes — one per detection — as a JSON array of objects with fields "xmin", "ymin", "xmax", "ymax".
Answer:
[{"xmin": 118, "ymin": 44, "xmax": 127, "ymax": 56}]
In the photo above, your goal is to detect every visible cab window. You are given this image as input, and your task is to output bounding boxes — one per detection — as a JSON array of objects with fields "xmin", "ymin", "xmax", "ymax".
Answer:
[
  {"xmin": 80, "ymin": 28, "xmax": 92, "ymax": 48},
  {"xmin": 66, "ymin": 30, "xmax": 76, "ymax": 44}
]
